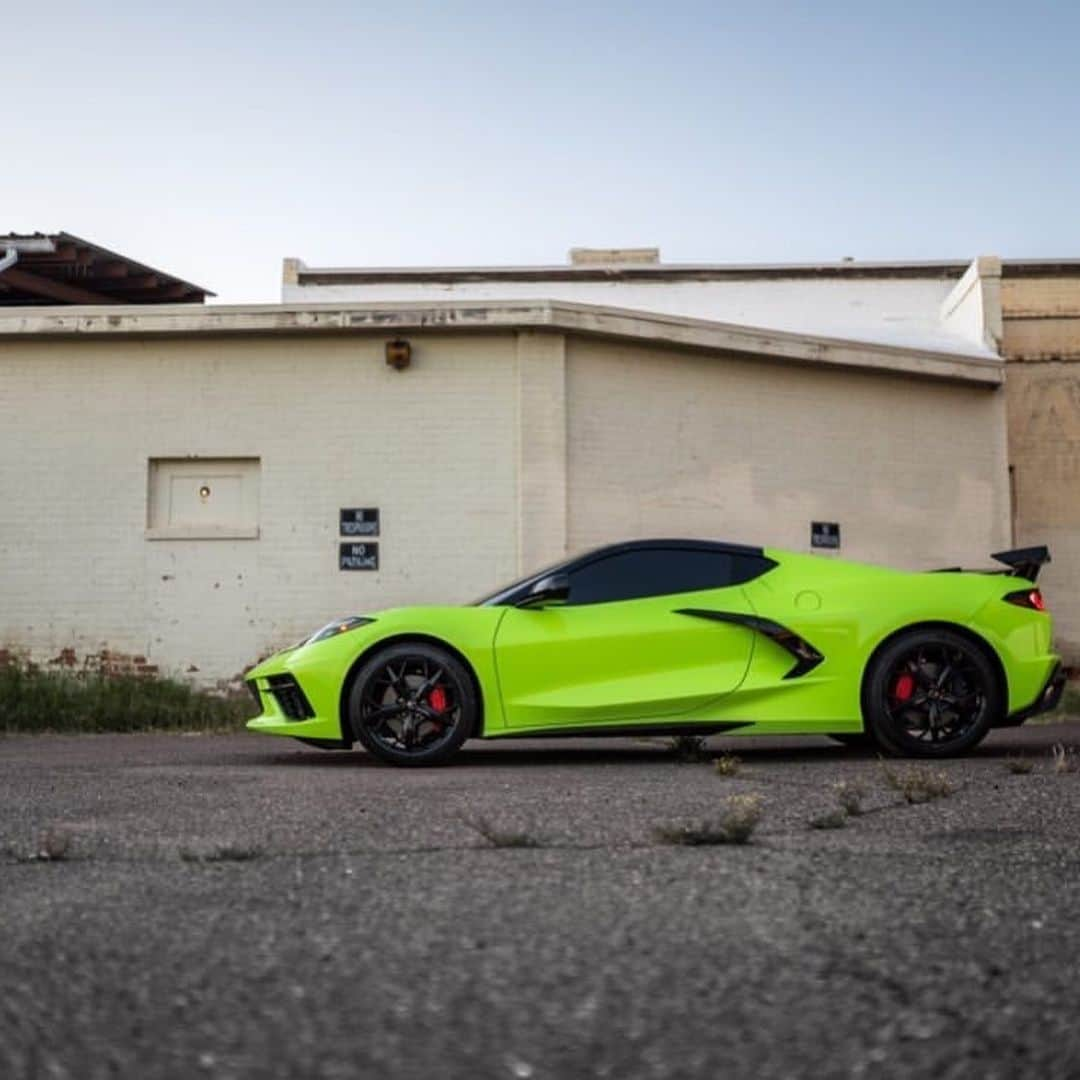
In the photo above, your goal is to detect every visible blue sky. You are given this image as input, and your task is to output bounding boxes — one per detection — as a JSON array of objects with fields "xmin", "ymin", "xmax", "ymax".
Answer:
[{"xmin": 4, "ymin": 1, "xmax": 1078, "ymax": 302}]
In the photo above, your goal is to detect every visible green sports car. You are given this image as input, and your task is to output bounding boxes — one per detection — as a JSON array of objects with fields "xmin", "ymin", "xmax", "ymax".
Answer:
[{"xmin": 246, "ymin": 539, "xmax": 1064, "ymax": 766}]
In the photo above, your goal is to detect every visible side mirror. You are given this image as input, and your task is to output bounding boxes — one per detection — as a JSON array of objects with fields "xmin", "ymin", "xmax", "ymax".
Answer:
[{"xmin": 517, "ymin": 571, "xmax": 570, "ymax": 608}]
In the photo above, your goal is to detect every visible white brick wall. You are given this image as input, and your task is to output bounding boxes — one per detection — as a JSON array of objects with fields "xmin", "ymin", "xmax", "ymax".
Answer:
[
  {"xmin": 516, "ymin": 332, "xmax": 567, "ymax": 572},
  {"xmin": 565, "ymin": 339, "xmax": 1010, "ymax": 569},
  {"xmin": 0, "ymin": 332, "xmax": 520, "ymax": 680},
  {"xmin": 0, "ymin": 326, "xmax": 1011, "ymax": 682}
]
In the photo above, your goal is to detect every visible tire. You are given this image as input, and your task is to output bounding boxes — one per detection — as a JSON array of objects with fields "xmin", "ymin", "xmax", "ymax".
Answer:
[
  {"xmin": 347, "ymin": 642, "xmax": 477, "ymax": 766},
  {"xmin": 862, "ymin": 628, "xmax": 1002, "ymax": 758}
]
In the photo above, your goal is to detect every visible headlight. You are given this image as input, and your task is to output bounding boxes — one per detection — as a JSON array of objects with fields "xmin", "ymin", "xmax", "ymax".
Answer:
[{"xmin": 306, "ymin": 616, "xmax": 375, "ymax": 645}]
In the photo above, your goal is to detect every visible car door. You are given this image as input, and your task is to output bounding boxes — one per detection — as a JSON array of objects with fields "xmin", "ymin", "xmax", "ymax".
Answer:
[{"xmin": 492, "ymin": 547, "xmax": 762, "ymax": 730}]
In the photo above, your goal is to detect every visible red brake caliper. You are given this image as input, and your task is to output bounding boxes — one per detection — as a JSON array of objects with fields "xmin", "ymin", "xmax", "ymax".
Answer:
[
  {"xmin": 892, "ymin": 672, "xmax": 916, "ymax": 702},
  {"xmin": 428, "ymin": 686, "xmax": 449, "ymax": 716}
]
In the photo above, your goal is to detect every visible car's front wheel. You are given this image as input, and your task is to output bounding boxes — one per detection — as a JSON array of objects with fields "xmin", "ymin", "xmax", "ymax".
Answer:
[
  {"xmin": 863, "ymin": 628, "xmax": 1002, "ymax": 758},
  {"xmin": 347, "ymin": 642, "xmax": 477, "ymax": 766}
]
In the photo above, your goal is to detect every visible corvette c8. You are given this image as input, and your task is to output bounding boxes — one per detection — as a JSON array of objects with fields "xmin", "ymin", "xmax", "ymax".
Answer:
[{"xmin": 246, "ymin": 539, "xmax": 1063, "ymax": 766}]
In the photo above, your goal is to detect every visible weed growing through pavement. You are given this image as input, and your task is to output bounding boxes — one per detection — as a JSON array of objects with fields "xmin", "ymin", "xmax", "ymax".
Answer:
[
  {"xmin": 8, "ymin": 827, "xmax": 75, "ymax": 863},
  {"xmin": 808, "ymin": 808, "xmax": 848, "ymax": 830},
  {"xmin": 1051, "ymin": 743, "xmax": 1078, "ymax": 774},
  {"xmin": 879, "ymin": 760, "xmax": 955, "ymax": 804},
  {"xmin": 462, "ymin": 815, "xmax": 541, "ymax": 849},
  {"xmin": 40, "ymin": 828, "xmax": 70, "ymax": 860},
  {"xmin": 653, "ymin": 794, "xmax": 763, "ymax": 846},
  {"xmin": 667, "ymin": 735, "xmax": 712, "ymax": 763},
  {"xmin": 806, "ymin": 780, "xmax": 869, "ymax": 830},
  {"xmin": 713, "ymin": 752, "xmax": 742, "ymax": 778},
  {"xmin": 1005, "ymin": 755, "xmax": 1036, "ymax": 775},
  {"xmin": 831, "ymin": 780, "xmax": 867, "ymax": 816},
  {"xmin": 30, "ymin": 827, "xmax": 72, "ymax": 861}
]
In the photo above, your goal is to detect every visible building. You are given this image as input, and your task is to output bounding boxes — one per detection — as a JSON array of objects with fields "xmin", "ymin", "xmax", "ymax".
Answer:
[
  {"xmin": 0, "ymin": 232, "xmax": 211, "ymax": 305},
  {"xmin": 283, "ymin": 247, "xmax": 1003, "ymax": 357},
  {"xmin": 285, "ymin": 248, "xmax": 1080, "ymax": 666},
  {"xmin": 1002, "ymin": 263, "xmax": 1080, "ymax": 663},
  {"xmin": 0, "ymin": 248, "xmax": 1011, "ymax": 680}
]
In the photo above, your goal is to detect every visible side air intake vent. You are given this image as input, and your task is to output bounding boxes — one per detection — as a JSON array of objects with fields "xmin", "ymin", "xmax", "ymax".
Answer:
[{"xmin": 266, "ymin": 674, "xmax": 315, "ymax": 720}]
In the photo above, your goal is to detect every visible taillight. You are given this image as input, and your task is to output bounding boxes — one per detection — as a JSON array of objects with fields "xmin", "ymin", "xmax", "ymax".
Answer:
[{"xmin": 1005, "ymin": 588, "xmax": 1047, "ymax": 612}]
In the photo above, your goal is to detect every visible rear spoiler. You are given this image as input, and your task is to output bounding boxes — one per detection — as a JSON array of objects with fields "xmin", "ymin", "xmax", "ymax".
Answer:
[{"xmin": 991, "ymin": 545, "xmax": 1051, "ymax": 582}]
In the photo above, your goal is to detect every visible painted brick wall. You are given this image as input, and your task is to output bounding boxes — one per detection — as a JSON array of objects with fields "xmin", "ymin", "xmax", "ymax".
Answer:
[
  {"xmin": 0, "ymin": 332, "xmax": 520, "ymax": 681},
  {"xmin": 516, "ymin": 332, "xmax": 567, "ymax": 572},
  {"xmin": 565, "ymin": 338, "xmax": 1010, "ymax": 571},
  {"xmin": 0, "ymin": 326, "xmax": 1015, "ymax": 683}
]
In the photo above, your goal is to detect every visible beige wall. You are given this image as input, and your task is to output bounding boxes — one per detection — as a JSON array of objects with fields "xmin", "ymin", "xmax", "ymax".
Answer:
[
  {"xmin": 1003, "ymin": 275, "xmax": 1080, "ymax": 663},
  {"xmin": 0, "ymin": 326, "xmax": 1012, "ymax": 682},
  {"xmin": 566, "ymin": 338, "xmax": 1010, "ymax": 568},
  {"xmin": 0, "ymin": 332, "xmax": 520, "ymax": 682}
]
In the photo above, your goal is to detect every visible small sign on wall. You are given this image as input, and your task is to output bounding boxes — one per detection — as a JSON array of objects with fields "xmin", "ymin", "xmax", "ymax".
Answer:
[
  {"xmin": 811, "ymin": 522, "xmax": 841, "ymax": 549},
  {"xmin": 340, "ymin": 542, "xmax": 379, "ymax": 571},
  {"xmin": 340, "ymin": 508, "xmax": 379, "ymax": 536}
]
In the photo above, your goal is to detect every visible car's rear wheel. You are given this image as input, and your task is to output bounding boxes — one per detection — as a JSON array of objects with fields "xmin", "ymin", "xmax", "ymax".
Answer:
[
  {"xmin": 863, "ymin": 628, "xmax": 1002, "ymax": 758},
  {"xmin": 347, "ymin": 643, "xmax": 476, "ymax": 766}
]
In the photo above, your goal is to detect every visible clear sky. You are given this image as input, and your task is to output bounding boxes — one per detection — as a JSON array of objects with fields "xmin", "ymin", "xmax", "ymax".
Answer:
[{"xmin": 5, "ymin": 1, "xmax": 1078, "ymax": 302}]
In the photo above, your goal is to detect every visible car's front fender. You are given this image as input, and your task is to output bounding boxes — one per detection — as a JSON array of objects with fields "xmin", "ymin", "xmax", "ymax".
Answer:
[{"xmin": 246, "ymin": 607, "xmax": 508, "ymax": 742}]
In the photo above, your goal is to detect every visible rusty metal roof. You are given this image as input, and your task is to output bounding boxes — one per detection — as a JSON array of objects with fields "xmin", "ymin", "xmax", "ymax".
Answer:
[{"xmin": 0, "ymin": 232, "xmax": 212, "ymax": 305}]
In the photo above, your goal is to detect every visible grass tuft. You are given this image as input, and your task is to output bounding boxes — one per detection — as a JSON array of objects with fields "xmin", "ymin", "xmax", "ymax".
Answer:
[
  {"xmin": 1051, "ymin": 743, "xmax": 1078, "ymax": 775},
  {"xmin": 653, "ymin": 794, "xmax": 763, "ymax": 846},
  {"xmin": 8, "ymin": 826, "xmax": 76, "ymax": 864},
  {"xmin": 1005, "ymin": 755, "xmax": 1036, "ymax": 775},
  {"xmin": 36, "ymin": 827, "xmax": 72, "ymax": 861},
  {"xmin": 879, "ymin": 760, "xmax": 955, "ymax": 804},
  {"xmin": 713, "ymin": 752, "xmax": 742, "ymax": 778},
  {"xmin": 463, "ymin": 815, "xmax": 541, "ymax": 849},
  {"xmin": 808, "ymin": 808, "xmax": 848, "ymax": 830},
  {"xmin": 667, "ymin": 735, "xmax": 712, "ymax": 763},
  {"xmin": 0, "ymin": 658, "xmax": 256, "ymax": 734},
  {"xmin": 831, "ymin": 780, "xmax": 867, "ymax": 816}
]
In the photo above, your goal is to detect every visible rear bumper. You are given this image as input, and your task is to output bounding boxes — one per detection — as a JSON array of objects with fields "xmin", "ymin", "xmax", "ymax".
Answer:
[{"xmin": 1001, "ymin": 662, "xmax": 1066, "ymax": 726}]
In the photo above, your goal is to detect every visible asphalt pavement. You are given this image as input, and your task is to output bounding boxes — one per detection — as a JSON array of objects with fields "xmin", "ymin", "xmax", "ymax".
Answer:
[{"xmin": 2, "ymin": 723, "xmax": 1080, "ymax": 1079}]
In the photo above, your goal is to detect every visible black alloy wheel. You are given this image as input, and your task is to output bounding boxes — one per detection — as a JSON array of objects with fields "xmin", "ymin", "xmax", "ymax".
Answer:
[
  {"xmin": 348, "ymin": 643, "xmax": 477, "ymax": 766},
  {"xmin": 864, "ymin": 628, "xmax": 1002, "ymax": 758}
]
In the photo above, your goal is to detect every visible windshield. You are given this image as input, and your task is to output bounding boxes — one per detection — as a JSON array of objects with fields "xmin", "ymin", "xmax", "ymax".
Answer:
[{"xmin": 472, "ymin": 555, "xmax": 572, "ymax": 606}]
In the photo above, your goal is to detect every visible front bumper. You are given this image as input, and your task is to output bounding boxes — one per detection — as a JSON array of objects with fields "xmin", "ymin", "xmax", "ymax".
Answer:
[
  {"xmin": 1001, "ymin": 662, "xmax": 1066, "ymax": 726},
  {"xmin": 246, "ymin": 656, "xmax": 348, "ymax": 743}
]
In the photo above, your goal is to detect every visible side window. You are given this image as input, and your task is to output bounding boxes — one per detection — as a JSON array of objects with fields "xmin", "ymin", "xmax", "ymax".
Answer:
[{"xmin": 567, "ymin": 549, "xmax": 773, "ymax": 606}]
